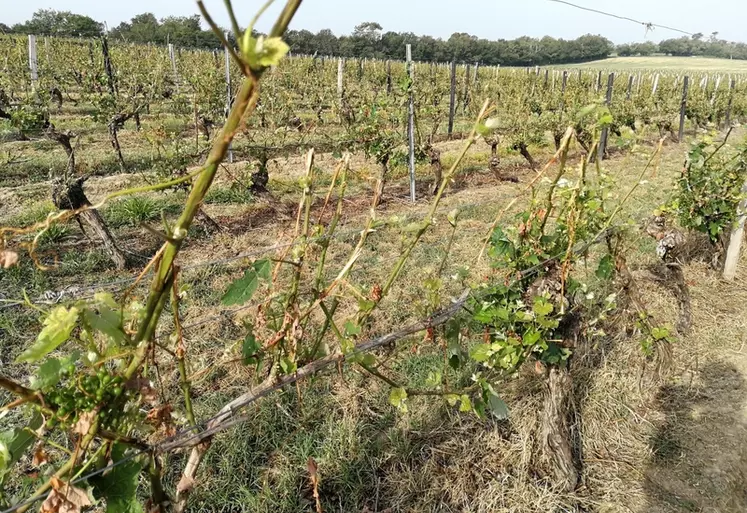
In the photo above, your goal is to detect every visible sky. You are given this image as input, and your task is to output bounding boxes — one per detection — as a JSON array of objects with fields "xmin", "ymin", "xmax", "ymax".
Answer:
[{"xmin": 1, "ymin": 0, "xmax": 743, "ymax": 44}]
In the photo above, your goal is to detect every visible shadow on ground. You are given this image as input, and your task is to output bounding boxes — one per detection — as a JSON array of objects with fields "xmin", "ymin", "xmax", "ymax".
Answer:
[{"xmin": 644, "ymin": 361, "xmax": 747, "ymax": 512}]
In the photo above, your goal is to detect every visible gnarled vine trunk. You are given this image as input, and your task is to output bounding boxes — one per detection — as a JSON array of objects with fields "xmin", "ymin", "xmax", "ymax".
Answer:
[
  {"xmin": 541, "ymin": 365, "xmax": 578, "ymax": 491},
  {"xmin": 52, "ymin": 177, "xmax": 127, "ymax": 270},
  {"xmin": 250, "ymin": 151, "xmax": 271, "ymax": 194},
  {"xmin": 374, "ymin": 154, "xmax": 390, "ymax": 208},
  {"xmin": 108, "ymin": 122, "xmax": 126, "ymax": 172},
  {"xmin": 427, "ymin": 145, "xmax": 442, "ymax": 195},
  {"xmin": 514, "ymin": 142, "xmax": 537, "ymax": 170},
  {"xmin": 45, "ymin": 126, "xmax": 75, "ymax": 177},
  {"xmin": 488, "ymin": 137, "xmax": 518, "ymax": 183}
]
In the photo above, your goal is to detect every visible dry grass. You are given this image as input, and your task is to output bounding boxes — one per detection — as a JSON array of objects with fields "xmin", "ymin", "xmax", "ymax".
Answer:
[{"xmin": 562, "ymin": 56, "xmax": 747, "ymax": 72}]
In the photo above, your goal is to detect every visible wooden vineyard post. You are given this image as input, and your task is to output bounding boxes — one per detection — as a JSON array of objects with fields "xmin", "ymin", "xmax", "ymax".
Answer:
[
  {"xmin": 599, "ymin": 72, "xmax": 614, "ymax": 160},
  {"xmin": 224, "ymin": 34, "xmax": 233, "ymax": 163},
  {"xmin": 724, "ymin": 178, "xmax": 747, "ymax": 280},
  {"xmin": 28, "ymin": 35, "xmax": 38, "ymax": 84},
  {"xmin": 448, "ymin": 60, "xmax": 457, "ymax": 138},
  {"xmin": 474, "ymin": 62, "xmax": 480, "ymax": 84},
  {"xmin": 626, "ymin": 74, "xmax": 634, "ymax": 100},
  {"xmin": 559, "ymin": 70, "xmax": 568, "ymax": 113},
  {"xmin": 406, "ymin": 45, "xmax": 416, "ymax": 203},
  {"xmin": 652, "ymin": 73, "xmax": 659, "ymax": 95},
  {"xmin": 337, "ymin": 58, "xmax": 344, "ymax": 105},
  {"xmin": 711, "ymin": 75, "xmax": 722, "ymax": 107},
  {"xmin": 636, "ymin": 71, "xmax": 642, "ymax": 94},
  {"xmin": 544, "ymin": 69, "xmax": 549, "ymax": 88},
  {"xmin": 386, "ymin": 60, "xmax": 392, "ymax": 95},
  {"xmin": 725, "ymin": 78, "xmax": 736, "ymax": 128},
  {"xmin": 678, "ymin": 76, "xmax": 689, "ymax": 143},
  {"xmin": 462, "ymin": 64, "xmax": 471, "ymax": 114},
  {"xmin": 596, "ymin": 70, "xmax": 602, "ymax": 93},
  {"xmin": 168, "ymin": 43, "xmax": 180, "ymax": 94},
  {"xmin": 101, "ymin": 36, "xmax": 115, "ymax": 97}
]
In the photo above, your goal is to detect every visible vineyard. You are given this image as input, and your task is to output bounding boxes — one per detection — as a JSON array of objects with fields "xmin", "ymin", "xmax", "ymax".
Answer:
[{"xmin": 2, "ymin": 2, "xmax": 747, "ymax": 512}]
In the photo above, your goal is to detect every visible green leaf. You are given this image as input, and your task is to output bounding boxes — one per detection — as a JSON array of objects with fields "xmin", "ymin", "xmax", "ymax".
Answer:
[
  {"xmin": 470, "ymin": 344, "xmax": 492, "ymax": 363},
  {"xmin": 244, "ymin": 35, "xmax": 290, "ymax": 70},
  {"xmin": 15, "ymin": 306, "xmax": 80, "ymax": 363},
  {"xmin": 84, "ymin": 306, "xmax": 126, "ymax": 346},
  {"xmin": 356, "ymin": 298, "xmax": 375, "ymax": 313},
  {"xmin": 459, "ymin": 395, "xmax": 473, "ymax": 412},
  {"xmin": 91, "ymin": 443, "xmax": 144, "ymax": 513},
  {"xmin": 389, "ymin": 387, "xmax": 408, "ymax": 413},
  {"xmin": 279, "ymin": 356, "xmax": 297, "ymax": 375},
  {"xmin": 445, "ymin": 394, "xmax": 459, "ymax": 407},
  {"xmin": 522, "ymin": 329, "xmax": 542, "ymax": 347},
  {"xmin": 532, "ymin": 298, "xmax": 554, "ymax": 317},
  {"xmin": 425, "ymin": 371, "xmax": 442, "ymax": 387},
  {"xmin": 0, "ymin": 411, "xmax": 42, "ymax": 482},
  {"xmin": 30, "ymin": 358, "xmax": 61, "ymax": 390},
  {"xmin": 445, "ymin": 319, "xmax": 462, "ymax": 370},
  {"xmin": 254, "ymin": 258, "xmax": 271, "ymax": 280},
  {"xmin": 447, "ymin": 208, "xmax": 459, "ymax": 228},
  {"xmin": 344, "ymin": 321, "xmax": 361, "ymax": 337},
  {"xmin": 242, "ymin": 328, "xmax": 261, "ymax": 366},
  {"xmin": 595, "ymin": 254, "xmax": 615, "ymax": 280},
  {"xmin": 222, "ymin": 259, "xmax": 270, "ymax": 306},
  {"xmin": 361, "ymin": 353, "xmax": 377, "ymax": 367},
  {"xmin": 29, "ymin": 352, "xmax": 79, "ymax": 390},
  {"xmin": 486, "ymin": 391, "xmax": 509, "ymax": 420}
]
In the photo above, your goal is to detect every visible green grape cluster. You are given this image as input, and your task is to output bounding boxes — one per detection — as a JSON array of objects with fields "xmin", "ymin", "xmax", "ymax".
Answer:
[{"xmin": 43, "ymin": 368, "xmax": 136, "ymax": 430}]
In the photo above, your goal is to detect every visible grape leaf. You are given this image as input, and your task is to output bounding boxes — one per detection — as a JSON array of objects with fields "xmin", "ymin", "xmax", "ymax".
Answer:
[
  {"xmin": 0, "ymin": 411, "xmax": 42, "ymax": 482},
  {"xmin": 84, "ymin": 306, "xmax": 126, "ymax": 346},
  {"xmin": 243, "ymin": 35, "xmax": 290, "ymax": 69},
  {"xmin": 29, "ymin": 352, "xmax": 82, "ymax": 390},
  {"xmin": 595, "ymin": 254, "xmax": 615, "ymax": 280},
  {"xmin": 90, "ymin": 444, "xmax": 144, "ymax": 513},
  {"xmin": 485, "ymin": 388, "xmax": 509, "ymax": 420},
  {"xmin": 242, "ymin": 329, "xmax": 261, "ymax": 366},
  {"xmin": 221, "ymin": 259, "xmax": 270, "ymax": 306},
  {"xmin": 389, "ymin": 387, "xmax": 408, "ymax": 413},
  {"xmin": 15, "ymin": 306, "xmax": 80, "ymax": 363}
]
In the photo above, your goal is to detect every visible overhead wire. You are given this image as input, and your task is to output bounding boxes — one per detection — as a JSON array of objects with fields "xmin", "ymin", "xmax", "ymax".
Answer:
[{"xmin": 546, "ymin": 0, "xmax": 695, "ymax": 37}]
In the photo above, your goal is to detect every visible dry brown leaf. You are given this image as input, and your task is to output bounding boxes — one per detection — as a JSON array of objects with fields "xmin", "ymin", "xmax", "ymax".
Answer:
[
  {"xmin": 0, "ymin": 250, "xmax": 19, "ymax": 269},
  {"xmin": 145, "ymin": 404, "xmax": 172, "ymax": 426},
  {"xmin": 126, "ymin": 377, "xmax": 158, "ymax": 404},
  {"xmin": 41, "ymin": 477, "xmax": 91, "ymax": 513},
  {"xmin": 176, "ymin": 474, "xmax": 196, "ymax": 494},
  {"xmin": 73, "ymin": 410, "xmax": 97, "ymax": 436},
  {"xmin": 307, "ymin": 457, "xmax": 322, "ymax": 513},
  {"xmin": 32, "ymin": 445, "xmax": 49, "ymax": 467}
]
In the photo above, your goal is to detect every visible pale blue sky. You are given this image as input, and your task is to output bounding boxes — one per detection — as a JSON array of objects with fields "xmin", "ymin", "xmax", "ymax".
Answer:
[{"xmin": 2, "ymin": 0, "xmax": 743, "ymax": 44}]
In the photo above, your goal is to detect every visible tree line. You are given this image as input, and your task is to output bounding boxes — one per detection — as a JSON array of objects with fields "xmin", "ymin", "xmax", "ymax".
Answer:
[{"xmin": 3, "ymin": 9, "xmax": 747, "ymax": 65}]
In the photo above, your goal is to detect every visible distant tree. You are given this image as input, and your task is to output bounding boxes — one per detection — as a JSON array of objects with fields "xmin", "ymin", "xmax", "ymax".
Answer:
[
  {"xmin": 634, "ymin": 41, "xmax": 658, "ymax": 56},
  {"xmin": 617, "ymin": 44, "xmax": 633, "ymax": 56},
  {"xmin": 0, "ymin": 23, "xmax": 10, "ymax": 33},
  {"xmin": 12, "ymin": 9, "xmax": 103, "ymax": 37},
  {"xmin": 110, "ymin": 13, "xmax": 161, "ymax": 44},
  {"xmin": 352, "ymin": 22, "xmax": 382, "ymax": 41}
]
